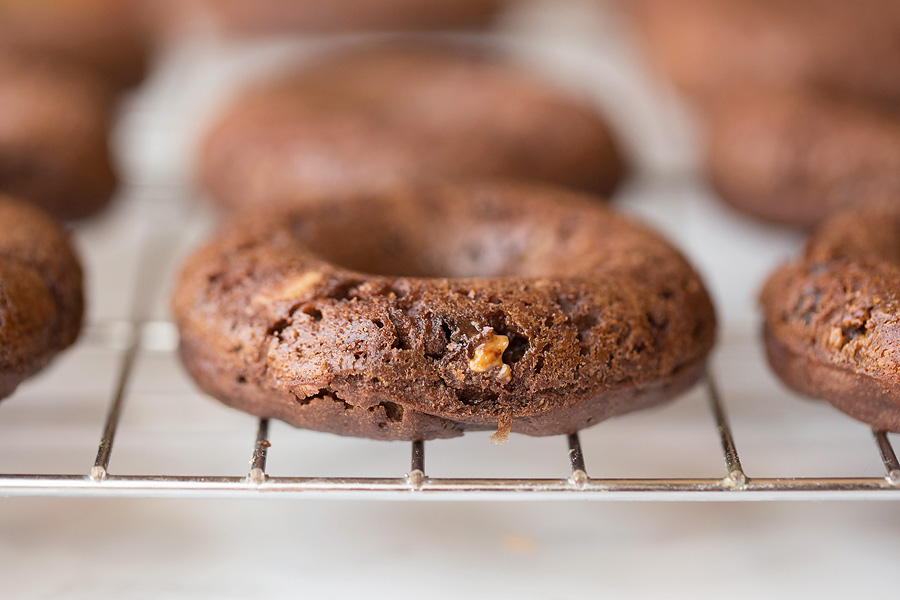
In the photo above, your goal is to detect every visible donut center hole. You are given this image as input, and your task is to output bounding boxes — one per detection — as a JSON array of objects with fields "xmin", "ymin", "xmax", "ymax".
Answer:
[{"xmin": 292, "ymin": 199, "xmax": 574, "ymax": 279}]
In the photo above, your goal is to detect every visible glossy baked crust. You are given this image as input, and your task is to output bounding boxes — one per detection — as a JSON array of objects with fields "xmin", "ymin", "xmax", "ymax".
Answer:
[
  {"xmin": 0, "ymin": 55, "xmax": 117, "ymax": 220},
  {"xmin": 173, "ymin": 182, "xmax": 716, "ymax": 441},
  {"xmin": 0, "ymin": 196, "xmax": 84, "ymax": 399},
  {"xmin": 200, "ymin": 41, "xmax": 627, "ymax": 212},
  {"xmin": 762, "ymin": 202, "xmax": 900, "ymax": 430}
]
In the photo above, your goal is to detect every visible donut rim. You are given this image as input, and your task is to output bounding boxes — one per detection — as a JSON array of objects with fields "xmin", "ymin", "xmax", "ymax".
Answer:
[{"xmin": 173, "ymin": 182, "xmax": 717, "ymax": 441}]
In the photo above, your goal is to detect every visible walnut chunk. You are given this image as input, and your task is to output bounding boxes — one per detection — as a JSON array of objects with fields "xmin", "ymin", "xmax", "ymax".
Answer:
[
  {"xmin": 468, "ymin": 328, "xmax": 513, "ymax": 384},
  {"xmin": 254, "ymin": 271, "xmax": 323, "ymax": 305},
  {"xmin": 828, "ymin": 327, "xmax": 845, "ymax": 348}
]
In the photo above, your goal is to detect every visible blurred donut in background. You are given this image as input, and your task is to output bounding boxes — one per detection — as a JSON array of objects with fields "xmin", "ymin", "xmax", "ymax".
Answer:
[
  {"xmin": 706, "ymin": 89, "xmax": 900, "ymax": 228},
  {"xmin": 0, "ymin": 195, "xmax": 84, "ymax": 400},
  {"xmin": 619, "ymin": 0, "xmax": 900, "ymax": 228},
  {"xmin": 0, "ymin": 0, "xmax": 152, "ymax": 91},
  {"xmin": 159, "ymin": 0, "xmax": 508, "ymax": 35},
  {"xmin": 622, "ymin": 0, "xmax": 900, "ymax": 105},
  {"xmin": 0, "ymin": 55, "xmax": 117, "ymax": 220},
  {"xmin": 199, "ymin": 40, "xmax": 627, "ymax": 212}
]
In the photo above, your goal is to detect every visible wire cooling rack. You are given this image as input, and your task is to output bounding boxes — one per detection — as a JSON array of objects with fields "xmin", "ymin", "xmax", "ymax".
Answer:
[
  {"xmin": 1, "ymin": 320, "xmax": 898, "ymax": 501},
  {"xmin": 2, "ymin": 4, "xmax": 898, "ymax": 502}
]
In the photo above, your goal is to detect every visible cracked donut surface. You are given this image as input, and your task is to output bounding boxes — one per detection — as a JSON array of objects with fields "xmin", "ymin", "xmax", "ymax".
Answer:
[
  {"xmin": 172, "ymin": 182, "xmax": 716, "ymax": 440},
  {"xmin": 762, "ymin": 201, "xmax": 900, "ymax": 430},
  {"xmin": 0, "ymin": 195, "xmax": 84, "ymax": 399}
]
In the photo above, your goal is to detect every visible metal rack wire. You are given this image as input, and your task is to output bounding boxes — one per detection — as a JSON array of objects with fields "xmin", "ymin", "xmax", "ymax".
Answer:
[
  {"xmin": 1, "ymin": 321, "xmax": 898, "ymax": 501},
  {"xmin": 6, "ymin": 3, "xmax": 895, "ymax": 503}
]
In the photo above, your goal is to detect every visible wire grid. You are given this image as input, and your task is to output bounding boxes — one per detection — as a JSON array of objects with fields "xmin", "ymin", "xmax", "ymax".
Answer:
[
  {"xmin": 0, "ymin": 316, "xmax": 898, "ymax": 501},
  {"xmin": 4, "ymin": 23, "xmax": 900, "ymax": 499}
]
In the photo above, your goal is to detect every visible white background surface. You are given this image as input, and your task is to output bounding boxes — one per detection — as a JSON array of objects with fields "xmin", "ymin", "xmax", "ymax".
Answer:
[{"xmin": 0, "ymin": 1, "xmax": 898, "ymax": 597}]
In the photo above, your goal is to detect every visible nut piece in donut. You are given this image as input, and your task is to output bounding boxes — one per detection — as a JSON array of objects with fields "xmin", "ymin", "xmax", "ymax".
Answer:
[
  {"xmin": 162, "ymin": 0, "xmax": 505, "ymax": 34},
  {"xmin": 173, "ymin": 182, "xmax": 716, "ymax": 441},
  {"xmin": 0, "ymin": 55, "xmax": 117, "ymax": 220},
  {"xmin": 0, "ymin": 195, "xmax": 84, "ymax": 399},
  {"xmin": 0, "ymin": 0, "xmax": 151, "ymax": 90},
  {"xmin": 706, "ymin": 90, "xmax": 900, "ymax": 228},
  {"xmin": 199, "ymin": 41, "xmax": 627, "ymax": 212},
  {"xmin": 762, "ymin": 201, "xmax": 900, "ymax": 431},
  {"xmin": 623, "ymin": 0, "xmax": 900, "ymax": 104}
]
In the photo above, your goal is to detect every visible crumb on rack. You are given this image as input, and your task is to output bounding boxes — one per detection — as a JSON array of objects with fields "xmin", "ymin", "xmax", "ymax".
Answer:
[{"xmin": 490, "ymin": 413, "xmax": 513, "ymax": 445}]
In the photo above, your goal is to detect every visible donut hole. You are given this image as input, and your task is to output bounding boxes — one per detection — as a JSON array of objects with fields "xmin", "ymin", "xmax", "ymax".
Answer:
[{"xmin": 291, "ymin": 194, "xmax": 582, "ymax": 279}]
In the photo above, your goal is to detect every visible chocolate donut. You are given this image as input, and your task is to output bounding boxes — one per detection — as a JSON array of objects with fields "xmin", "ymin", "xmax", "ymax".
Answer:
[
  {"xmin": 199, "ymin": 41, "xmax": 627, "ymax": 212},
  {"xmin": 624, "ymin": 0, "xmax": 900, "ymax": 104},
  {"xmin": 0, "ymin": 55, "xmax": 117, "ymax": 220},
  {"xmin": 0, "ymin": 0, "xmax": 150, "ymax": 90},
  {"xmin": 0, "ymin": 195, "xmax": 84, "ymax": 400},
  {"xmin": 706, "ymin": 90, "xmax": 900, "ymax": 228},
  {"xmin": 169, "ymin": 0, "xmax": 504, "ymax": 34},
  {"xmin": 762, "ymin": 201, "xmax": 900, "ymax": 431},
  {"xmin": 173, "ymin": 182, "xmax": 716, "ymax": 441}
]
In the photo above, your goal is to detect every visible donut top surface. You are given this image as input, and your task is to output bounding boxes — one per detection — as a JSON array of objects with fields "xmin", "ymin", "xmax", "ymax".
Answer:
[
  {"xmin": 806, "ymin": 202, "xmax": 900, "ymax": 266},
  {"xmin": 174, "ymin": 182, "xmax": 716, "ymax": 439},
  {"xmin": 0, "ymin": 195, "xmax": 83, "ymax": 399},
  {"xmin": 200, "ymin": 41, "xmax": 626, "ymax": 211}
]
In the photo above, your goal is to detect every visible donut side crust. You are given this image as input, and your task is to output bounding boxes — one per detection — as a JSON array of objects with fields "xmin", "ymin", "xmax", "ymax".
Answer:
[
  {"xmin": 0, "ymin": 197, "xmax": 84, "ymax": 399},
  {"xmin": 761, "ymin": 258, "xmax": 900, "ymax": 431}
]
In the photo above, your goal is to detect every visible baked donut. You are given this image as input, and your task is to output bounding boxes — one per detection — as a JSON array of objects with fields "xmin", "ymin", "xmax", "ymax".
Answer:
[
  {"xmin": 199, "ymin": 41, "xmax": 627, "ymax": 212},
  {"xmin": 0, "ymin": 55, "xmax": 117, "ymax": 220},
  {"xmin": 706, "ymin": 89, "xmax": 900, "ymax": 228},
  {"xmin": 165, "ymin": 0, "xmax": 504, "ymax": 35},
  {"xmin": 762, "ymin": 201, "xmax": 900, "ymax": 431},
  {"xmin": 0, "ymin": 195, "xmax": 84, "ymax": 400},
  {"xmin": 623, "ymin": 0, "xmax": 900, "ymax": 104},
  {"xmin": 0, "ymin": 0, "xmax": 150, "ymax": 90},
  {"xmin": 173, "ymin": 181, "xmax": 716, "ymax": 441}
]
